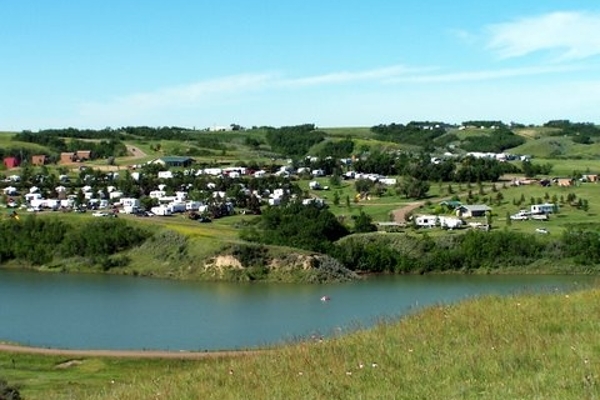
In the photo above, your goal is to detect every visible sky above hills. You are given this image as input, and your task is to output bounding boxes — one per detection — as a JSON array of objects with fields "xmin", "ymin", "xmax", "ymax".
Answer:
[{"xmin": 2, "ymin": 1, "xmax": 600, "ymax": 130}]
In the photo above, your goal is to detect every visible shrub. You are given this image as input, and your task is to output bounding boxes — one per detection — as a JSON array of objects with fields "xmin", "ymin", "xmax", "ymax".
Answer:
[{"xmin": 0, "ymin": 378, "xmax": 21, "ymax": 400}]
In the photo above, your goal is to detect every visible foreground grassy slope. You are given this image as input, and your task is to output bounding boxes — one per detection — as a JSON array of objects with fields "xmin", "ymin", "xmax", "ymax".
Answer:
[{"xmin": 3, "ymin": 285, "xmax": 599, "ymax": 399}]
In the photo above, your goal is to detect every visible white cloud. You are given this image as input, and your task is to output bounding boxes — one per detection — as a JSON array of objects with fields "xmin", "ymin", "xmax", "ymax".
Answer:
[{"xmin": 487, "ymin": 11, "xmax": 600, "ymax": 60}]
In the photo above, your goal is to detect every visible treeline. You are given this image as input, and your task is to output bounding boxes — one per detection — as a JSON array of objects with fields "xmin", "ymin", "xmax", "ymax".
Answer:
[
  {"xmin": 240, "ymin": 202, "xmax": 600, "ymax": 274},
  {"xmin": 332, "ymin": 230, "xmax": 542, "ymax": 273},
  {"xmin": 265, "ymin": 124, "xmax": 326, "ymax": 157},
  {"xmin": 316, "ymin": 138, "xmax": 354, "ymax": 159},
  {"xmin": 0, "ymin": 216, "xmax": 148, "ymax": 268},
  {"xmin": 17, "ymin": 127, "xmax": 123, "ymax": 140},
  {"xmin": 353, "ymin": 151, "xmax": 518, "ymax": 182},
  {"xmin": 371, "ymin": 122, "xmax": 446, "ymax": 146},
  {"xmin": 120, "ymin": 126, "xmax": 197, "ymax": 140},
  {"xmin": 333, "ymin": 226, "xmax": 600, "ymax": 273},
  {"xmin": 543, "ymin": 120, "xmax": 600, "ymax": 145},
  {"xmin": 462, "ymin": 120, "xmax": 506, "ymax": 128},
  {"xmin": 461, "ymin": 128, "xmax": 525, "ymax": 153}
]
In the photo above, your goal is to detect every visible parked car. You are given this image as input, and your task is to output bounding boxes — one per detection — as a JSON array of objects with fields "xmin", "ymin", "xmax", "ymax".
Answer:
[
  {"xmin": 510, "ymin": 213, "xmax": 529, "ymax": 221},
  {"xmin": 134, "ymin": 210, "xmax": 155, "ymax": 217},
  {"xmin": 92, "ymin": 211, "xmax": 117, "ymax": 218}
]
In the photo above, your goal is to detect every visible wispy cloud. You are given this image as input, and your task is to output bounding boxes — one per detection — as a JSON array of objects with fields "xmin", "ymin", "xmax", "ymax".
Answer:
[
  {"xmin": 77, "ymin": 65, "xmax": 422, "ymax": 121},
  {"xmin": 487, "ymin": 11, "xmax": 600, "ymax": 60},
  {"xmin": 75, "ymin": 60, "xmax": 592, "ymax": 128},
  {"xmin": 279, "ymin": 65, "xmax": 431, "ymax": 87},
  {"xmin": 386, "ymin": 64, "xmax": 587, "ymax": 84},
  {"xmin": 80, "ymin": 73, "xmax": 274, "ymax": 116}
]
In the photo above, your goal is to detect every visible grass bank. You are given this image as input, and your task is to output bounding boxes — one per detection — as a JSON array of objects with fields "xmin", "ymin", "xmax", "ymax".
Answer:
[{"xmin": 3, "ymin": 285, "xmax": 600, "ymax": 399}]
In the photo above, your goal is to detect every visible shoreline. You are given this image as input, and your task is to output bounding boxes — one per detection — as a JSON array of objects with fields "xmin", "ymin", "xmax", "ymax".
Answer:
[{"xmin": 0, "ymin": 343, "xmax": 263, "ymax": 359}]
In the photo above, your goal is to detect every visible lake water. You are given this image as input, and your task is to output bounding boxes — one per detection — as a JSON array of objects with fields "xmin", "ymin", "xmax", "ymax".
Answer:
[{"xmin": 0, "ymin": 269, "xmax": 592, "ymax": 351}]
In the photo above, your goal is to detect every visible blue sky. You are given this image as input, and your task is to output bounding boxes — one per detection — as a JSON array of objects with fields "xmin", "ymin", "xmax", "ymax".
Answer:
[{"xmin": 2, "ymin": 1, "xmax": 600, "ymax": 130}]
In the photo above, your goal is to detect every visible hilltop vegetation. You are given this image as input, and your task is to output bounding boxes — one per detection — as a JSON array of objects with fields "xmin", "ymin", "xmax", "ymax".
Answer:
[
  {"xmin": 3, "ymin": 119, "xmax": 600, "ymax": 166},
  {"xmin": 2, "ymin": 119, "xmax": 600, "ymax": 281}
]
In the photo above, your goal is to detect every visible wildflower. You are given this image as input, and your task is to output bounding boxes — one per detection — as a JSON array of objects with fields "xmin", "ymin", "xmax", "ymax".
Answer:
[
  {"xmin": 359, "ymin": 363, "xmax": 364, "ymax": 369},
  {"xmin": 346, "ymin": 371, "xmax": 353, "ymax": 376},
  {"xmin": 371, "ymin": 363, "xmax": 378, "ymax": 368},
  {"xmin": 298, "ymin": 371, "xmax": 304, "ymax": 376}
]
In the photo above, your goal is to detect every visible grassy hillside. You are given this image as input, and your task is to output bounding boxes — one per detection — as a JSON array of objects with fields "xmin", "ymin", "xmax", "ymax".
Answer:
[
  {"xmin": 510, "ymin": 136, "xmax": 600, "ymax": 159},
  {"xmin": 3, "ymin": 285, "xmax": 599, "ymax": 399},
  {"xmin": 0, "ymin": 131, "xmax": 49, "ymax": 154}
]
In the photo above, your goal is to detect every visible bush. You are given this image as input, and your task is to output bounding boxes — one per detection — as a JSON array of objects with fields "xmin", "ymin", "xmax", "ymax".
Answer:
[
  {"xmin": 0, "ymin": 378, "xmax": 21, "ymax": 400},
  {"xmin": 229, "ymin": 244, "xmax": 269, "ymax": 268},
  {"xmin": 60, "ymin": 219, "xmax": 148, "ymax": 258}
]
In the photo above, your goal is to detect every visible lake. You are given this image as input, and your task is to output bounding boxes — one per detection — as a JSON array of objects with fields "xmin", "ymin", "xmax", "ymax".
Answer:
[{"xmin": 0, "ymin": 269, "xmax": 592, "ymax": 351}]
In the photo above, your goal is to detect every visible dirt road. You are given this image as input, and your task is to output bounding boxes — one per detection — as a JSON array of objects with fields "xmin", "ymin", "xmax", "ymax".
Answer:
[
  {"xmin": 125, "ymin": 145, "xmax": 147, "ymax": 159},
  {"xmin": 390, "ymin": 201, "xmax": 424, "ymax": 223},
  {"xmin": 0, "ymin": 343, "xmax": 262, "ymax": 359}
]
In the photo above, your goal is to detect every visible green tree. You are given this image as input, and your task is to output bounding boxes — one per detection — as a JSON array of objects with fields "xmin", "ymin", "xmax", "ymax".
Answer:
[
  {"xmin": 329, "ymin": 174, "xmax": 342, "ymax": 188},
  {"xmin": 485, "ymin": 211, "xmax": 493, "ymax": 228},
  {"xmin": 332, "ymin": 190, "xmax": 341, "ymax": 206},
  {"xmin": 394, "ymin": 177, "xmax": 430, "ymax": 199},
  {"xmin": 495, "ymin": 192, "xmax": 504, "ymax": 206},
  {"xmin": 353, "ymin": 210, "xmax": 377, "ymax": 233},
  {"xmin": 246, "ymin": 201, "xmax": 349, "ymax": 253}
]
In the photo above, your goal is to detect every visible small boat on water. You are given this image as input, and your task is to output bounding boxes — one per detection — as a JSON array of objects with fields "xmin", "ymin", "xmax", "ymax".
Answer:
[{"xmin": 320, "ymin": 295, "xmax": 331, "ymax": 302}]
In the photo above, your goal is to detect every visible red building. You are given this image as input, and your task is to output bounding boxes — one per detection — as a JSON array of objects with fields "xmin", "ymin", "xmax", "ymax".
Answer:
[{"xmin": 3, "ymin": 157, "xmax": 20, "ymax": 169}]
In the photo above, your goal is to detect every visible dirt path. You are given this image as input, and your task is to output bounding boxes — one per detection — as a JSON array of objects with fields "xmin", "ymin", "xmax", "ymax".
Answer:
[
  {"xmin": 390, "ymin": 201, "xmax": 424, "ymax": 223},
  {"xmin": 0, "ymin": 343, "xmax": 262, "ymax": 359},
  {"xmin": 125, "ymin": 144, "xmax": 148, "ymax": 160}
]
